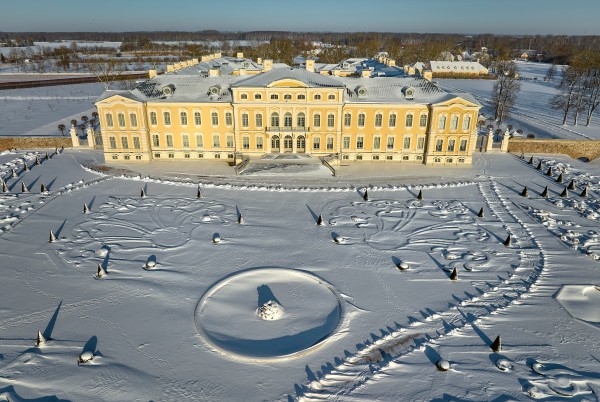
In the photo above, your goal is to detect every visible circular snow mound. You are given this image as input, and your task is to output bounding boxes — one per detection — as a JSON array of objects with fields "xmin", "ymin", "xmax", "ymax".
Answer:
[{"xmin": 195, "ymin": 268, "xmax": 343, "ymax": 360}]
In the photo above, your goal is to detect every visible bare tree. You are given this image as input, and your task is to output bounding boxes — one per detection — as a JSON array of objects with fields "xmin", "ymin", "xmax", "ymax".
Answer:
[
  {"xmin": 544, "ymin": 63, "xmax": 557, "ymax": 82},
  {"xmin": 491, "ymin": 61, "xmax": 521, "ymax": 124},
  {"xmin": 58, "ymin": 124, "xmax": 66, "ymax": 136},
  {"xmin": 89, "ymin": 60, "xmax": 125, "ymax": 90},
  {"xmin": 551, "ymin": 66, "xmax": 581, "ymax": 125}
]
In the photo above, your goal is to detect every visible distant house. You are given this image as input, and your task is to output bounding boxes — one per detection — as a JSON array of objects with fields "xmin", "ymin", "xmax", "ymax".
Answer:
[{"xmin": 429, "ymin": 61, "xmax": 489, "ymax": 77}]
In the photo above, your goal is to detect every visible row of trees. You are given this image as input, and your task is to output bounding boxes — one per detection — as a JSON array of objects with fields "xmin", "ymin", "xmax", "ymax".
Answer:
[{"xmin": 551, "ymin": 52, "xmax": 600, "ymax": 126}]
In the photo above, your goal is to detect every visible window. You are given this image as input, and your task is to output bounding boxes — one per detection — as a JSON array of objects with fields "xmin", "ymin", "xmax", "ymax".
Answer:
[
  {"xmin": 225, "ymin": 112, "xmax": 233, "ymax": 126},
  {"xmin": 419, "ymin": 114, "xmax": 427, "ymax": 127},
  {"xmin": 446, "ymin": 157, "xmax": 453, "ymax": 163},
  {"xmin": 180, "ymin": 111, "xmax": 188, "ymax": 125},
  {"xmin": 357, "ymin": 136, "xmax": 364, "ymax": 149},
  {"xmin": 462, "ymin": 116, "xmax": 471, "ymax": 130},
  {"xmin": 434, "ymin": 157, "xmax": 441, "ymax": 163},
  {"xmin": 130, "ymin": 113, "xmax": 137, "ymax": 127},
  {"xmin": 241, "ymin": 93, "xmax": 248, "ymax": 100},
  {"xmin": 375, "ymin": 113, "xmax": 383, "ymax": 127},
  {"xmin": 213, "ymin": 134, "xmax": 220, "ymax": 147},
  {"xmin": 458, "ymin": 158, "xmax": 465, "ymax": 163},
  {"xmin": 256, "ymin": 113, "xmax": 263, "ymax": 127},
  {"xmin": 257, "ymin": 137, "xmax": 264, "ymax": 149},
  {"xmin": 417, "ymin": 136, "xmax": 425, "ymax": 150},
  {"xmin": 438, "ymin": 115, "xmax": 446, "ymax": 130},
  {"xmin": 242, "ymin": 136, "xmax": 250, "ymax": 150},
  {"xmin": 211, "ymin": 112, "xmax": 218, "ymax": 126},
  {"xmin": 372, "ymin": 155, "xmax": 380, "ymax": 160},
  {"xmin": 373, "ymin": 136, "xmax": 381, "ymax": 149},
  {"xmin": 135, "ymin": 155, "xmax": 142, "ymax": 160},
  {"xmin": 284, "ymin": 94, "xmax": 292, "ymax": 100},
  {"xmin": 254, "ymin": 94, "xmax": 262, "ymax": 100},
  {"xmin": 184, "ymin": 153, "xmax": 190, "ymax": 158},
  {"xmin": 313, "ymin": 113, "xmax": 321, "ymax": 128},
  {"xmin": 416, "ymin": 155, "xmax": 423, "ymax": 161},
  {"xmin": 327, "ymin": 114, "xmax": 335, "ymax": 128},
  {"xmin": 117, "ymin": 113, "xmax": 126, "ymax": 127},
  {"xmin": 402, "ymin": 155, "xmax": 409, "ymax": 161},
  {"xmin": 435, "ymin": 139, "xmax": 443, "ymax": 152},
  {"xmin": 328, "ymin": 94, "xmax": 335, "ymax": 100},
  {"xmin": 327, "ymin": 137, "xmax": 334, "ymax": 150},
  {"xmin": 388, "ymin": 155, "xmax": 394, "ymax": 160},
  {"xmin": 405, "ymin": 114, "xmax": 413, "ymax": 127},
  {"xmin": 133, "ymin": 137, "xmax": 141, "ymax": 149},
  {"xmin": 149, "ymin": 112, "xmax": 157, "ymax": 126},
  {"xmin": 343, "ymin": 136, "xmax": 350, "ymax": 149},
  {"xmin": 298, "ymin": 94, "xmax": 305, "ymax": 100},
  {"xmin": 242, "ymin": 113, "xmax": 249, "ymax": 127},
  {"xmin": 403, "ymin": 137, "xmax": 411, "ymax": 150},
  {"xmin": 358, "ymin": 113, "xmax": 365, "ymax": 127},
  {"xmin": 105, "ymin": 113, "xmax": 114, "ymax": 127},
  {"xmin": 284, "ymin": 113, "xmax": 292, "ymax": 127},
  {"xmin": 447, "ymin": 139, "xmax": 456, "ymax": 152},
  {"xmin": 271, "ymin": 112, "xmax": 279, "ymax": 127},
  {"xmin": 387, "ymin": 136, "xmax": 395, "ymax": 150},
  {"xmin": 109, "ymin": 136, "xmax": 116, "ymax": 149},
  {"xmin": 196, "ymin": 134, "xmax": 203, "ymax": 148},
  {"xmin": 226, "ymin": 135, "xmax": 234, "ymax": 148},
  {"xmin": 182, "ymin": 134, "xmax": 190, "ymax": 148},
  {"xmin": 314, "ymin": 94, "xmax": 321, "ymax": 100},
  {"xmin": 163, "ymin": 111, "xmax": 171, "ymax": 125},
  {"xmin": 215, "ymin": 154, "xmax": 221, "ymax": 159},
  {"xmin": 152, "ymin": 134, "xmax": 159, "ymax": 147},
  {"xmin": 297, "ymin": 112, "xmax": 305, "ymax": 127},
  {"xmin": 198, "ymin": 153, "xmax": 204, "ymax": 158},
  {"xmin": 451, "ymin": 116, "xmax": 459, "ymax": 130},
  {"xmin": 194, "ymin": 112, "xmax": 202, "ymax": 126},
  {"xmin": 389, "ymin": 114, "xmax": 397, "ymax": 128},
  {"xmin": 166, "ymin": 134, "xmax": 173, "ymax": 148},
  {"xmin": 112, "ymin": 154, "xmax": 118, "ymax": 160},
  {"xmin": 313, "ymin": 137, "xmax": 320, "ymax": 150},
  {"xmin": 154, "ymin": 153, "xmax": 161, "ymax": 158},
  {"xmin": 344, "ymin": 113, "xmax": 351, "ymax": 127},
  {"xmin": 270, "ymin": 94, "xmax": 279, "ymax": 100},
  {"xmin": 460, "ymin": 139, "xmax": 468, "ymax": 152},
  {"xmin": 168, "ymin": 153, "xmax": 174, "ymax": 158}
]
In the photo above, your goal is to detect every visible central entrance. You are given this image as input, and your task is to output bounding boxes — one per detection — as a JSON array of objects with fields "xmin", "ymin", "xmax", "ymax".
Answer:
[
  {"xmin": 283, "ymin": 135, "xmax": 293, "ymax": 153},
  {"xmin": 271, "ymin": 135, "xmax": 280, "ymax": 153},
  {"xmin": 296, "ymin": 136, "xmax": 305, "ymax": 153}
]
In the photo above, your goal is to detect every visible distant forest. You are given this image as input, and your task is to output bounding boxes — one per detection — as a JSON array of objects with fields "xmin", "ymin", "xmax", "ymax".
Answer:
[{"xmin": 2, "ymin": 31, "xmax": 600, "ymax": 65}]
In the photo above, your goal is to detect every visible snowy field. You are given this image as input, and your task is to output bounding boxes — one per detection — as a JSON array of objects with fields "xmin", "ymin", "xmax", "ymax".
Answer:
[
  {"xmin": 438, "ymin": 61, "xmax": 600, "ymax": 140},
  {"xmin": 0, "ymin": 149, "xmax": 599, "ymax": 401},
  {"xmin": 0, "ymin": 83, "xmax": 105, "ymax": 137}
]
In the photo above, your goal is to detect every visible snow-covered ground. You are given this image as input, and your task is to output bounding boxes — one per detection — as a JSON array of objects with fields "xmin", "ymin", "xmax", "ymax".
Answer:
[
  {"xmin": 0, "ymin": 83, "xmax": 105, "ymax": 137},
  {"xmin": 0, "ymin": 149, "xmax": 599, "ymax": 401},
  {"xmin": 438, "ymin": 61, "xmax": 600, "ymax": 140}
]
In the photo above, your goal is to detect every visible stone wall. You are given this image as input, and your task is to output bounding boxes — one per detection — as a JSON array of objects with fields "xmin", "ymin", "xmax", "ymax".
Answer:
[
  {"xmin": 0, "ymin": 137, "xmax": 73, "ymax": 151},
  {"xmin": 508, "ymin": 139, "xmax": 600, "ymax": 161}
]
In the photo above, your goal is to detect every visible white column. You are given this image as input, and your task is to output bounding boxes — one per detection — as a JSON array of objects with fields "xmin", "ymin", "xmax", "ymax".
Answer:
[
  {"xmin": 70, "ymin": 124, "xmax": 80, "ymax": 147},
  {"xmin": 87, "ymin": 126, "xmax": 96, "ymax": 148}
]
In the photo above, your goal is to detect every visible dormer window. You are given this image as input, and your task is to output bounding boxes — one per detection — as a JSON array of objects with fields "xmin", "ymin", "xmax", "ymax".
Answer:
[
  {"xmin": 162, "ymin": 84, "xmax": 175, "ymax": 96},
  {"xmin": 356, "ymin": 86, "xmax": 367, "ymax": 97},
  {"xmin": 209, "ymin": 85, "xmax": 220, "ymax": 96},
  {"xmin": 270, "ymin": 94, "xmax": 279, "ymax": 100},
  {"xmin": 241, "ymin": 93, "xmax": 248, "ymax": 100},
  {"xmin": 284, "ymin": 94, "xmax": 292, "ymax": 100},
  {"xmin": 403, "ymin": 86, "xmax": 415, "ymax": 100}
]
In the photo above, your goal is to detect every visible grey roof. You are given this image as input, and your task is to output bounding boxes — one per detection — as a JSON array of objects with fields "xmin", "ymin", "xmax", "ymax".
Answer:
[
  {"xmin": 127, "ymin": 74, "xmax": 238, "ymax": 103},
  {"xmin": 231, "ymin": 67, "xmax": 344, "ymax": 88},
  {"xmin": 337, "ymin": 76, "xmax": 446, "ymax": 104},
  {"xmin": 96, "ymin": 90, "xmax": 141, "ymax": 103}
]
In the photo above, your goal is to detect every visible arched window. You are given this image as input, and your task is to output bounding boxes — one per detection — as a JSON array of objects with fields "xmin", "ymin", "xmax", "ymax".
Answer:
[
  {"xmin": 270, "ymin": 94, "xmax": 279, "ymax": 100},
  {"xmin": 106, "ymin": 113, "xmax": 114, "ymax": 127},
  {"xmin": 241, "ymin": 93, "xmax": 248, "ymax": 100},
  {"xmin": 284, "ymin": 112, "xmax": 292, "ymax": 127},
  {"xmin": 255, "ymin": 113, "xmax": 263, "ymax": 127},
  {"xmin": 375, "ymin": 113, "xmax": 383, "ymax": 127},
  {"xmin": 314, "ymin": 94, "xmax": 321, "ymax": 100},
  {"xmin": 297, "ymin": 112, "xmax": 305, "ymax": 127},
  {"xmin": 313, "ymin": 136, "xmax": 321, "ymax": 150},
  {"xmin": 358, "ymin": 113, "xmax": 366, "ymax": 127},
  {"xmin": 254, "ymin": 93, "xmax": 262, "ymax": 100},
  {"xmin": 284, "ymin": 94, "xmax": 292, "ymax": 100},
  {"xmin": 118, "ymin": 113, "xmax": 126, "ymax": 127},
  {"xmin": 438, "ymin": 115, "xmax": 446, "ymax": 130},
  {"xmin": 163, "ymin": 111, "xmax": 171, "ymax": 125},
  {"xmin": 405, "ymin": 114, "xmax": 413, "ymax": 127},
  {"xmin": 389, "ymin": 114, "xmax": 397, "ymax": 128},
  {"xmin": 327, "ymin": 113, "xmax": 335, "ymax": 128},
  {"xmin": 149, "ymin": 112, "xmax": 157, "ymax": 126},
  {"xmin": 121, "ymin": 136, "xmax": 129, "ymax": 148},
  {"xmin": 241, "ymin": 113, "xmax": 249, "ymax": 127},
  {"xmin": 450, "ymin": 116, "xmax": 459, "ymax": 130},
  {"xmin": 344, "ymin": 113, "xmax": 351, "ymax": 127},
  {"xmin": 271, "ymin": 112, "xmax": 279, "ymax": 127},
  {"xmin": 313, "ymin": 113, "xmax": 321, "ymax": 128},
  {"xmin": 180, "ymin": 111, "xmax": 188, "ymax": 125}
]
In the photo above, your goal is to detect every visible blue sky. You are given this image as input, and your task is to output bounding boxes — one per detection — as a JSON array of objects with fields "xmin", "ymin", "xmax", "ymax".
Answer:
[{"xmin": 1, "ymin": 0, "xmax": 598, "ymax": 34}]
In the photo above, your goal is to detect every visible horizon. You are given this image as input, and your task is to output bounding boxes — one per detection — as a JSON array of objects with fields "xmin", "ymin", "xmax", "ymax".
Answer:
[{"xmin": 2, "ymin": 0, "xmax": 599, "ymax": 35}]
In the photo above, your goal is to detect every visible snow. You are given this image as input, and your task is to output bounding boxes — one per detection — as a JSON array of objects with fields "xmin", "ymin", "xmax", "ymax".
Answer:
[
  {"xmin": 437, "ymin": 61, "xmax": 600, "ymax": 140},
  {"xmin": 0, "ymin": 147, "xmax": 599, "ymax": 401}
]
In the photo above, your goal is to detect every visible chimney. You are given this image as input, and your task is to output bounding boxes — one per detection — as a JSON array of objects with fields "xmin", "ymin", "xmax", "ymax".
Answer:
[
  {"xmin": 237, "ymin": 52, "xmax": 244, "ymax": 58},
  {"xmin": 209, "ymin": 68, "xmax": 220, "ymax": 77},
  {"xmin": 192, "ymin": 58, "xmax": 199, "ymax": 64},
  {"xmin": 361, "ymin": 69, "xmax": 371, "ymax": 78},
  {"xmin": 263, "ymin": 59, "xmax": 273, "ymax": 72},
  {"xmin": 388, "ymin": 59, "xmax": 396, "ymax": 67},
  {"xmin": 257, "ymin": 57, "xmax": 263, "ymax": 64},
  {"xmin": 423, "ymin": 71, "xmax": 433, "ymax": 81},
  {"xmin": 148, "ymin": 69, "xmax": 157, "ymax": 78},
  {"xmin": 201, "ymin": 56, "xmax": 209, "ymax": 62},
  {"xmin": 238, "ymin": 68, "xmax": 246, "ymax": 75},
  {"xmin": 166, "ymin": 64, "xmax": 174, "ymax": 73},
  {"xmin": 214, "ymin": 52, "xmax": 222, "ymax": 58},
  {"xmin": 306, "ymin": 59, "xmax": 315, "ymax": 73}
]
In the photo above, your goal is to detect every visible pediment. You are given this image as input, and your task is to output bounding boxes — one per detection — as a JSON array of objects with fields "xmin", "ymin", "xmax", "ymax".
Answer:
[
  {"xmin": 267, "ymin": 79, "xmax": 309, "ymax": 88},
  {"xmin": 433, "ymin": 96, "xmax": 479, "ymax": 108}
]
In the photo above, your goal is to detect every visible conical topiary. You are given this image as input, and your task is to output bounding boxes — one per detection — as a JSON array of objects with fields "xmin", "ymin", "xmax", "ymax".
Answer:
[
  {"xmin": 238, "ymin": 213, "xmax": 244, "ymax": 224},
  {"xmin": 24, "ymin": 164, "xmax": 29, "ymax": 172},
  {"xmin": 11, "ymin": 168, "xmax": 17, "ymax": 177},
  {"xmin": 21, "ymin": 181, "xmax": 28, "ymax": 192},
  {"xmin": 491, "ymin": 335, "xmax": 501, "ymax": 352},
  {"xmin": 36, "ymin": 330, "xmax": 46, "ymax": 346},
  {"xmin": 140, "ymin": 188, "xmax": 146, "ymax": 197},
  {"xmin": 35, "ymin": 156, "xmax": 41, "ymax": 165},
  {"xmin": 45, "ymin": 152, "xmax": 49, "ymax": 160},
  {"xmin": 450, "ymin": 267, "xmax": 458, "ymax": 280},
  {"xmin": 213, "ymin": 233, "xmax": 221, "ymax": 244},
  {"xmin": 1, "ymin": 181, "xmax": 7, "ymax": 193},
  {"xmin": 478, "ymin": 207, "xmax": 484, "ymax": 218},
  {"xmin": 536, "ymin": 161, "xmax": 542, "ymax": 170},
  {"xmin": 520, "ymin": 186, "xmax": 528, "ymax": 197},
  {"xmin": 83, "ymin": 203, "xmax": 89, "ymax": 213},
  {"xmin": 580, "ymin": 187, "xmax": 588, "ymax": 197},
  {"xmin": 528, "ymin": 156, "xmax": 533, "ymax": 164},
  {"xmin": 197, "ymin": 186, "xmax": 202, "ymax": 199},
  {"xmin": 49, "ymin": 230, "xmax": 56, "ymax": 242},
  {"xmin": 560, "ymin": 187, "xmax": 568, "ymax": 197},
  {"xmin": 541, "ymin": 186, "xmax": 549, "ymax": 198},
  {"xmin": 417, "ymin": 190, "xmax": 423, "ymax": 200},
  {"xmin": 567, "ymin": 179, "xmax": 575, "ymax": 190},
  {"xmin": 363, "ymin": 189, "xmax": 369, "ymax": 201},
  {"xmin": 317, "ymin": 214, "xmax": 324, "ymax": 226},
  {"xmin": 40, "ymin": 182, "xmax": 48, "ymax": 192},
  {"xmin": 96, "ymin": 263, "xmax": 106, "ymax": 278},
  {"xmin": 546, "ymin": 167, "xmax": 552, "ymax": 176},
  {"xmin": 556, "ymin": 173, "xmax": 563, "ymax": 183},
  {"xmin": 503, "ymin": 234, "xmax": 511, "ymax": 247}
]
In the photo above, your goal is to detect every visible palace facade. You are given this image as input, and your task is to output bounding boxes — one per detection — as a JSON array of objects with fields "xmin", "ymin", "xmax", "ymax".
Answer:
[{"xmin": 95, "ymin": 55, "xmax": 481, "ymax": 165}]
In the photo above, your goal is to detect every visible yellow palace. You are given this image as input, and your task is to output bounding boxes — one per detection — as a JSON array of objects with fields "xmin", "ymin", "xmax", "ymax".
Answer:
[{"xmin": 95, "ymin": 55, "xmax": 481, "ymax": 165}]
